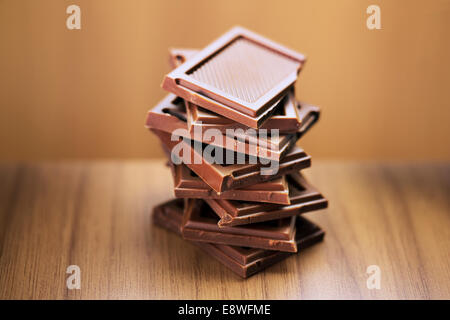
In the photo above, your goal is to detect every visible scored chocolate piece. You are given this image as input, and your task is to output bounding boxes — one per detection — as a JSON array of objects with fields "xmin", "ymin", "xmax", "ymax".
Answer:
[
  {"xmin": 162, "ymin": 26, "xmax": 306, "ymax": 128},
  {"xmin": 145, "ymin": 94, "xmax": 298, "ymax": 162},
  {"xmin": 153, "ymin": 198, "xmax": 325, "ymax": 278},
  {"xmin": 153, "ymin": 128, "xmax": 311, "ymax": 193},
  {"xmin": 182, "ymin": 199, "xmax": 298, "ymax": 252},
  {"xmin": 168, "ymin": 48, "xmax": 320, "ymax": 135},
  {"xmin": 186, "ymin": 97, "xmax": 320, "ymax": 135},
  {"xmin": 168, "ymin": 161, "xmax": 291, "ymax": 204},
  {"xmin": 205, "ymin": 172, "xmax": 328, "ymax": 227}
]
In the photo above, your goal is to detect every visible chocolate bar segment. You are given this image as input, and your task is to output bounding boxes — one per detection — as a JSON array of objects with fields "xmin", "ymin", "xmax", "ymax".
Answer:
[
  {"xmin": 214, "ymin": 217, "xmax": 325, "ymax": 266},
  {"xmin": 186, "ymin": 89, "xmax": 301, "ymax": 134},
  {"xmin": 152, "ymin": 128, "xmax": 310, "ymax": 192},
  {"xmin": 145, "ymin": 94, "xmax": 297, "ymax": 162},
  {"xmin": 187, "ymin": 98, "xmax": 320, "ymax": 136},
  {"xmin": 181, "ymin": 199, "xmax": 298, "ymax": 252},
  {"xmin": 153, "ymin": 199, "xmax": 324, "ymax": 278},
  {"xmin": 205, "ymin": 172, "xmax": 328, "ymax": 227},
  {"xmin": 162, "ymin": 26, "xmax": 305, "ymax": 128},
  {"xmin": 168, "ymin": 162, "xmax": 290, "ymax": 204}
]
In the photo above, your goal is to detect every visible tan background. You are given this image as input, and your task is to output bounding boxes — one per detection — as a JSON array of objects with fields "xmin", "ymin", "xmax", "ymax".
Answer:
[{"xmin": 1, "ymin": 0, "xmax": 449, "ymax": 161}]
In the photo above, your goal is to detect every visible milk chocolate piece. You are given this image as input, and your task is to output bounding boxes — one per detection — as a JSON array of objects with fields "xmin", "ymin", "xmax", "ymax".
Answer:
[
  {"xmin": 168, "ymin": 48, "xmax": 198, "ymax": 69},
  {"xmin": 153, "ymin": 199, "xmax": 325, "ymax": 278},
  {"xmin": 162, "ymin": 26, "xmax": 305, "ymax": 128},
  {"xmin": 187, "ymin": 98, "xmax": 320, "ymax": 136},
  {"xmin": 153, "ymin": 198, "xmax": 185, "ymax": 235},
  {"xmin": 188, "ymin": 97, "xmax": 320, "ymax": 133},
  {"xmin": 163, "ymin": 147, "xmax": 291, "ymax": 204},
  {"xmin": 153, "ymin": 128, "xmax": 310, "ymax": 192},
  {"xmin": 169, "ymin": 48, "xmax": 320, "ymax": 135},
  {"xmin": 203, "ymin": 219, "xmax": 324, "ymax": 277},
  {"xmin": 205, "ymin": 172, "xmax": 328, "ymax": 227},
  {"xmin": 145, "ymin": 94, "xmax": 297, "ymax": 162},
  {"xmin": 169, "ymin": 161, "xmax": 291, "ymax": 204},
  {"xmin": 182, "ymin": 199, "xmax": 298, "ymax": 252}
]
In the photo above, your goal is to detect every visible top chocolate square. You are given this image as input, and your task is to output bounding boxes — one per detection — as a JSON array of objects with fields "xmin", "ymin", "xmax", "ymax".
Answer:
[{"xmin": 162, "ymin": 26, "xmax": 306, "ymax": 128}]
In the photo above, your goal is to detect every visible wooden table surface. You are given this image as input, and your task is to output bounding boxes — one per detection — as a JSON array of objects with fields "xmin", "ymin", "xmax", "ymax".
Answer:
[{"xmin": 0, "ymin": 160, "xmax": 449, "ymax": 299}]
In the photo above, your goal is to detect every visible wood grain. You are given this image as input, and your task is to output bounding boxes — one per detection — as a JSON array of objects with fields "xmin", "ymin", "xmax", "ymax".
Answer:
[{"xmin": 0, "ymin": 160, "xmax": 449, "ymax": 299}]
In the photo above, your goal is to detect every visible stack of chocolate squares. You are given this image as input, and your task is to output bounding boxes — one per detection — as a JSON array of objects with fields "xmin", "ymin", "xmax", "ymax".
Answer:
[{"xmin": 146, "ymin": 26, "xmax": 328, "ymax": 278}]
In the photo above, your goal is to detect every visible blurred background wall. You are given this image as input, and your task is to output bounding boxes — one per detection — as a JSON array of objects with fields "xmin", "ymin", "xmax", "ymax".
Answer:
[{"xmin": 1, "ymin": 0, "xmax": 449, "ymax": 161}]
